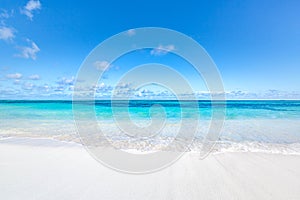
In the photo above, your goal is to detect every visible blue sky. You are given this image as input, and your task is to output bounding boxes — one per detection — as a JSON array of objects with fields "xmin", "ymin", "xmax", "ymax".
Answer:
[{"xmin": 0, "ymin": 0, "xmax": 300, "ymax": 99}]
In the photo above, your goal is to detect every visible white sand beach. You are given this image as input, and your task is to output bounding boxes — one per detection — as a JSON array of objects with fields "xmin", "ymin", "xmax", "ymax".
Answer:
[{"xmin": 1, "ymin": 138, "xmax": 300, "ymax": 200}]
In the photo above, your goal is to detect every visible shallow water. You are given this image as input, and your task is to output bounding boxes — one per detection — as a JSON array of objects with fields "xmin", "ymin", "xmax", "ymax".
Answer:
[{"xmin": 1, "ymin": 100, "xmax": 300, "ymax": 153}]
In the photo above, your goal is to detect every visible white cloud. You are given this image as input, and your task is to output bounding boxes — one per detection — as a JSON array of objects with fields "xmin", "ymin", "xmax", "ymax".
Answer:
[
  {"xmin": 136, "ymin": 89, "xmax": 154, "ymax": 97},
  {"xmin": 0, "ymin": 26, "xmax": 15, "ymax": 41},
  {"xmin": 93, "ymin": 60, "xmax": 111, "ymax": 71},
  {"xmin": 0, "ymin": 9, "xmax": 11, "ymax": 19},
  {"xmin": 54, "ymin": 76, "xmax": 76, "ymax": 92},
  {"xmin": 94, "ymin": 82, "xmax": 113, "ymax": 96},
  {"xmin": 22, "ymin": 82, "xmax": 35, "ymax": 90},
  {"xmin": 28, "ymin": 74, "xmax": 40, "ymax": 80},
  {"xmin": 150, "ymin": 44, "xmax": 176, "ymax": 56},
  {"xmin": 56, "ymin": 76, "xmax": 75, "ymax": 86},
  {"xmin": 126, "ymin": 29, "xmax": 136, "ymax": 36},
  {"xmin": 54, "ymin": 86, "xmax": 65, "ymax": 92},
  {"xmin": 0, "ymin": 87, "xmax": 21, "ymax": 97},
  {"xmin": 6, "ymin": 73, "xmax": 22, "ymax": 79},
  {"xmin": 96, "ymin": 82, "xmax": 105, "ymax": 89},
  {"xmin": 115, "ymin": 82, "xmax": 132, "ymax": 89},
  {"xmin": 16, "ymin": 39, "xmax": 40, "ymax": 60},
  {"xmin": 14, "ymin": 79, "xmax": 21, "ymax": 85},
  {"xmin": 41, "ymin": 84, "xmax": 50, "ymax": 92},
  {"xmin": 21, "ymin": 0, "xmax": 41, "ymax": 20}
]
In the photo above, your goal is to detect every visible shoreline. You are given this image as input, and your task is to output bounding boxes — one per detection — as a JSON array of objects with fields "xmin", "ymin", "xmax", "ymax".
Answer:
[{"xmin": 1, "ymin": 136, "xmax": 300, "ymax": 156}]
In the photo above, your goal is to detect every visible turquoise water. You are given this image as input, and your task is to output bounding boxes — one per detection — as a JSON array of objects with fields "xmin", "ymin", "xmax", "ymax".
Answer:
[
  {"xmin": 1, "ymin": 100, "xmax": 300, "ymax": 152},
  {"xmin": 1, "ymin": 100, "xmax": 300, "ymax": 120}
]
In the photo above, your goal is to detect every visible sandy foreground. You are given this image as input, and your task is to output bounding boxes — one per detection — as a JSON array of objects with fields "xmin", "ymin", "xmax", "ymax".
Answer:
[{"xmin": 1, "ymin": 138, "xmax": 300, "ymax": 200}]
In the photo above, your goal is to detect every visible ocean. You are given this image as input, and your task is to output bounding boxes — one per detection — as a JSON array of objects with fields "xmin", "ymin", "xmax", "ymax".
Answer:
[{"xmin": 1, "ymin": 100, "xmax": 300, "ymax": 154}]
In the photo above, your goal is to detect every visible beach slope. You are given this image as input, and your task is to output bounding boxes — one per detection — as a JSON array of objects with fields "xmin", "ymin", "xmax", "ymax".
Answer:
[{"xmin": 1, "ymin": 138, "xmax": 300, "ymax": 200}]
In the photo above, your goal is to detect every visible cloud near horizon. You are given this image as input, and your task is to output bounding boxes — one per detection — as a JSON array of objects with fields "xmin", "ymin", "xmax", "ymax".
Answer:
[
  {"xmin": 1, "ymin": 74, "xmax": 300, "ymax": 100},
  {"xmin": 6, "ymin": 73, "xmax": 22, "ymax": 79},
  {"xmin": 28, "ymin": 74, "xmax": 40, "ymax": 80}
]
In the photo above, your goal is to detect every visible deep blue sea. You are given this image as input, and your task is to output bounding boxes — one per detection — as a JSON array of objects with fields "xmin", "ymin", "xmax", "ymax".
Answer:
[{"xmin": 1, "ymin": 100, "xmax": 300, "ymax": 153}]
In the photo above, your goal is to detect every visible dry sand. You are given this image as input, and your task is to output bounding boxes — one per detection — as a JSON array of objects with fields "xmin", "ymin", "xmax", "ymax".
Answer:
[{"xmin": 1, "ymin": 138, "xmax": 300, "ymax": 200}]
